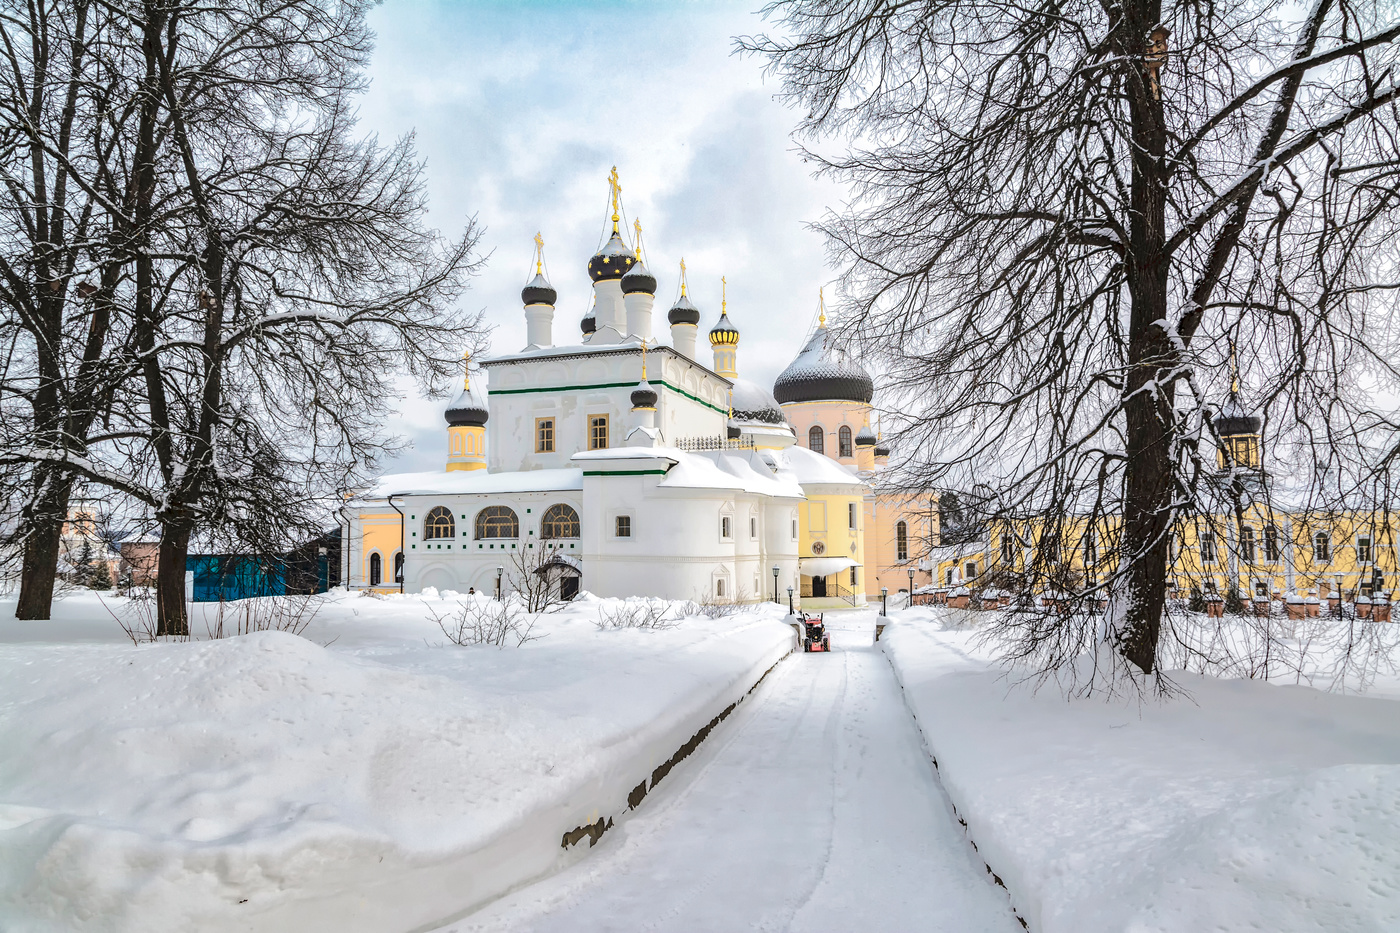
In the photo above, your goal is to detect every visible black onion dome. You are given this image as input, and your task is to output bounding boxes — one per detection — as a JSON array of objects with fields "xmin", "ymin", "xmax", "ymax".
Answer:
[
  {"xmin": 874, "ymin": 444, "xmax": 890, "ymax": 458},
  {"xmin": 730, "ymin": 379, "xmax": 786, "ymax": 425},
  {"xmin": 855, "ymin": 424, "xmax": 878, "ymax": 447},
  {"xmin": 581, "ymin": 310, "xmax": 596, "ymax": 336},
  {"xmin": 630, "ymin": 379, "xmax": 658, "ymax": 410},
  {"xmin": 587, "ymin": 231, "xmax": 637, "ymax": 282},
  {"xmin": 1216, "ymin": 389, "xmax": 1261, "ymax": 436},
  {"xmin": 521, "ymin": 272, "xmax": 557, "ymax": 306},
  {"xmin": 708, "ymin": 311, "xmax": 739, "ymax": 346},
  {"xmin": 668, "ymin": 294, "xmax": 700, "ymax": 326},
  {"xmin": 445, "ymin": 384, "xmax": 489, "ymax": 427},
  {"xmin": 773, "ymin": 328, "xmax": 874, "ymax": 404},
  {"xmin": 620, "ymin": 260, "xmax": 657, "ymax": 295}
]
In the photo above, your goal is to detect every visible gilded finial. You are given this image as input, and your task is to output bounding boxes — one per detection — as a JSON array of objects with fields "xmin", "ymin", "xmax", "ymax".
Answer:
[
  {"xmin": 640, "ymin": 339, "xmax": 648, "ymax": 380},
  {"xmin": 818, "ymin": 287, "xmax": 827, "ymax": 328},
  {"xmin": 721, "ymin": 275, "xmax": 727, "ymax": 314},
  {"xmin": 1228, "ymin": 338, "xmax": 1240, "ymax": 394},
  {"xmin": 679, "ymin": 258, "xmax": 688, "ymax": 297},
  {"xmin": 609, "ymin": 166, "xmax": 621, "ymax": 233},
  {"xmin": 533, "ymin": 232, "xmax": 544, "ymax": 275},
  {"xmin": 462, "ymin": 350, "xmax": 471, "ymax": 390},
  {"xmin": 633, "ymin": 218, "xmax": 644, "ymax": 261}
]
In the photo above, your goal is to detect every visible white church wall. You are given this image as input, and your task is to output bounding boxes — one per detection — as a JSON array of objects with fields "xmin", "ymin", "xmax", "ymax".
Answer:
[
  {"xmin": 484, "ymin": 347, "xmax": 730, "ymax": 472},
  {"xmin": 394, "ymin": 490, "xmax": 584, "ymax": 594}
]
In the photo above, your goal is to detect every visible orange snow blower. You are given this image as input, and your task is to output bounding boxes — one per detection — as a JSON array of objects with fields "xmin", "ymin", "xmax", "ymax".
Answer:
[{"xmin": 801, "ymin": 613, "xmax": 830, "ymax": 652}]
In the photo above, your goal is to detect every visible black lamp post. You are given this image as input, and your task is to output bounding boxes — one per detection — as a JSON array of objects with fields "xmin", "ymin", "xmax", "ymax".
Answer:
[
  {"xmin": 787, "ymin": 585, "xmax": 794, "ymax": 615},
  {"xmin": 496, "ymin": 564, "xmax": 504, "ymax": 600},
  {"xmin": 881, "ymin": 586, "xmax": 888, "ymax": 617},
  {"xmin": 907, "ymin": 567, "xmax": 915, "ymax": 607},
  {"xmin": 317, "ymin": 546, "xmax": 328, "ymax": 593},
  {"xmin": 772, "ymin": 565, "xmax": 780, "ymax": 603}
]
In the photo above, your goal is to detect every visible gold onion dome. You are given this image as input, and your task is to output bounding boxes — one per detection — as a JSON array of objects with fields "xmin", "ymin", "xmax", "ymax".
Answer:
[
  {"xmin": 709, "ymin": 311, "xmax": 739, "ymax": 346},
  {"xmin": 521, "ymin": 272, "xmax": 557, "ymax": 306},
  {"xmin": 621, "ymin": 259, "xmax": 657, "ymax": 295},
  {"xmin": 588, "ymin": 231, "xmax": 636, "ymax": 282}
]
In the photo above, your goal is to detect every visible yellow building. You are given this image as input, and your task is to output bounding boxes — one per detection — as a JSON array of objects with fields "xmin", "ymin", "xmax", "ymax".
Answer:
[
  {"xmin": 771, "ymin": 302, "xmax": 933, "ymax": 605},
  {"xmin": 925, "ymin": 385, "xmax": 1397, "ymax": 606}
]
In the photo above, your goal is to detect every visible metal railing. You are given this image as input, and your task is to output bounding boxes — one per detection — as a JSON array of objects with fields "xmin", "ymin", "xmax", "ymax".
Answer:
[{"xmin": 673, "ymin": 435, "xmax": 756, "ymax": 452}]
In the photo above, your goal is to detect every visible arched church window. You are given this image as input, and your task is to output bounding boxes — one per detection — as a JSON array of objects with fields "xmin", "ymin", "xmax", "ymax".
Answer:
[
  {"xmin": 808, "ymin": 426, "xmax": 824, "ymax": 454},
  {"xmin": 541, "ymin": 503, "xmax": 580, "ymax": 539},
  {"xmin": 839, "ymin": 426, "xmax": 853, "ymax": 458},
  {"xmin": 394, "ymin": 552, "xmax": 404, "ymax": 583},
  {"xmin": 369, "ymin": 552, "xmax": 382, "ymax": 586},
  {"xmin": 475, "ymin": 505, "xmax": 519, "ymax": 539},
  {"xmin": 424, "ymin": 506, "xmax": 455, "ymax": 540},
  {"xmin": 896, "ymin": 521, "xmax": 909, "ymax": 561}
]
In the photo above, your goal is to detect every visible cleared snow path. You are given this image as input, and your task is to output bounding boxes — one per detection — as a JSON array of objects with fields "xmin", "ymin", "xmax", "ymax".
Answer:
[{"xmin": 444, "ymin": 611, "xmax": 1021, "ymax": 933}]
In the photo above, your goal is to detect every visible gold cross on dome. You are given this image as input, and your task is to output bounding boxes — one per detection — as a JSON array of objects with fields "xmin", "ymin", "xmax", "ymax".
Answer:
[
  {"xmin": 462, "ymin": 350, "xmax": 471, "ymax": 389},
  {"xmin": 609, "ymin": 165, "xmax": 621, "ymax": 230},
  {"xmin": 533, "ymin": 232, "xmax": 544, "ymax": 274},
  {"xmin": 722, "ymin": 275, "xmax": 727, "ymax": 313},
  {"xmin": 680, "ymin": 257, "xmax": 687, "ymax": 296},
  {"xmin": 633, "ymin": 218, "xmax": 643, "ymax": 260}
]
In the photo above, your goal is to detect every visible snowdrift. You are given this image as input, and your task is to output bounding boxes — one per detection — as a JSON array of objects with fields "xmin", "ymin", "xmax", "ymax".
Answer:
[
  {"xmin": 881, "ymin": 611, "xmax": 1400, "ymax": 933},
  {"xmin": 0, "ymin": 592, "xmax": 794, "ymax": 932}
]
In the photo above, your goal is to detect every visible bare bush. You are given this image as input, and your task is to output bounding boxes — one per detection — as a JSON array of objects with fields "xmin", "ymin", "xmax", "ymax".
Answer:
[
  {"xmin": 202, "ymin": 596, "xmax": 321, "ymax": 640},
  {"xmin": 695, "ymin": 585, "xmax": 748, "ymax": 619},
  {"xmin": 427, "ymin": 598, "xmax": 542, "ymax": 648},
  {"xmin": 595, "ymin": 600, "xmax": 682, "ymax": 631}
]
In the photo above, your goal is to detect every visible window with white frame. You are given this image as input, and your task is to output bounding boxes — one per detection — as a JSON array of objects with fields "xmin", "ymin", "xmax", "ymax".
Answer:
[
  {"xmin": 1313, "ymin": 531, "xmax": 1330, "ymax": 562},
  {"xmin": 615, "ymin": 515, "xmax": 632, "ymax": 537},
  {"xmin": 848, "ymin": 502, "xmax": 857, "ymax": 530},
  {"xmin": 1358, "ymin": 534, "xmax": 1373, "ymax": 564},
  {"xmin": 750, "ymin": 516, "xmax": 758, "ymax": 540},
  {"xmin": 721, "ymin": 515, "xmax": 733, "ymax": 540}
]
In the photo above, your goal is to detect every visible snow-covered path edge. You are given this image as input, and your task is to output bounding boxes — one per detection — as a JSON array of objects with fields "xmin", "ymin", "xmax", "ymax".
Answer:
[
  {"xmin": 399, "ymin": 633, "xmax": 797, "ymax": 933},
  {"xmin": 878, "ymin": 635, "xmax": 1032, "ymax": 932}
]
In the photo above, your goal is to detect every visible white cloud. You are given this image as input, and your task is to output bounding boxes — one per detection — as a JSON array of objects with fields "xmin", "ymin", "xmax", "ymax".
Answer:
[{"xmin": 361, "ymin": 0, "xmax": 841, "ymax": 472}]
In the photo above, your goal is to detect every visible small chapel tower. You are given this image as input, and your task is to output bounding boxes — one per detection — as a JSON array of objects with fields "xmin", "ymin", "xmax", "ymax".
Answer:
[
  {"xmin": 445, "ymin": 353, "xmax": 489, "ymax": 472},
  {"xmin": 709, "ymin": 276, "xmax": 739, "ymax": 378},
  {"xmin": 1216, "ymin": 345, "xmax": 1262, "ymax": 472}
]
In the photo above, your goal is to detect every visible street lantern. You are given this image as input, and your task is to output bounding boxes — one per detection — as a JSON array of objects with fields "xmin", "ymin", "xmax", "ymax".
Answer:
[
  {"xmin": 787, "ymin": 585, "xmax": 794, "ymax": 616},
  {"xmin": 907, "ymin": 566, "xmax": 916, "ymax": 607},
  {"xmin": 881, "ymin": 586, "xmax": 888, "ymax": 617},
  {"xmin": 772, "ymin": 565, "xmax": 780, "ymax": 604},
  {"xmin": 496, "ymin": 564, "xmax": 504, "ymax": 600}
]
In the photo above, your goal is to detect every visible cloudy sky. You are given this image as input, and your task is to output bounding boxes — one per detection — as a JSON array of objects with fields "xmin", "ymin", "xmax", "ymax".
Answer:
[{"xmin": 358, "ymin": 0, "xmax": 844, "ymax": 473}]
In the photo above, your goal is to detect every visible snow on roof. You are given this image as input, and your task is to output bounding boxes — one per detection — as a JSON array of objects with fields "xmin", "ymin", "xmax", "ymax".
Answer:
[
  {"xmin": 659, "ymin": 450, "xmax": 805, "ymax": 499},
  {"xmin": 571, "ymin": 446, "xmax": 681, "ymax": 464},
  {"xmin": 769, "ymin": 445, "xmax": 867, "ymax": 489},
  {"xmin": 363, "ymin": 468, "xmax": 583, "ymax": 499}
]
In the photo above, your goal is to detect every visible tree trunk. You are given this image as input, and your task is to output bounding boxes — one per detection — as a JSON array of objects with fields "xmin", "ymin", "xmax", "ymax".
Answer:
[
  {"xmin": 1115, "ymin": 0, "xmax": 1174, "ymax": 674},
  {"xmin": 15, "ymin": 472, "xmax": 73, "ymax": 620},
  {"xmin": 156, "ymin": 522, "xmax": 191, "ymax": 636}
]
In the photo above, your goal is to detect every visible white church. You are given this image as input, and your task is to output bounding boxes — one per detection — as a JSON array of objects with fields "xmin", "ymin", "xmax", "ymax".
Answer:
[{"xmin": 340, "ymin": 171, "xmax": 895, "ymax": 607}]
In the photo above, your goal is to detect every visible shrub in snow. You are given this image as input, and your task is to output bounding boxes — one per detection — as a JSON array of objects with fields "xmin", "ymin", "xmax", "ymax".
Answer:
[
  {"xmin": 426, "ymin": 597, "xmax": 542, "ymax": 647},
  {"xmin": 595, "ymin": 599, "xmax": 682, "ymax": 631}
]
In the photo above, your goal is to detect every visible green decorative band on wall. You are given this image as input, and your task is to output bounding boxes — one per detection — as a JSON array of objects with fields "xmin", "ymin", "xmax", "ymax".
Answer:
[
  {"xmin": 489, "ymin": 380, "xmax": 728, "ymax": 415},
  {"xmin": 582, "ymin": 469, "xmax": 670, "ymax": 477}
]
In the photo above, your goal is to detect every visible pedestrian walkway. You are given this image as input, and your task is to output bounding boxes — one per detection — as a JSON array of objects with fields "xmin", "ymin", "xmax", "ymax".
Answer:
[{"xmin": 446, "ymin": 610, "xmax": 1021, "ymax": 933}]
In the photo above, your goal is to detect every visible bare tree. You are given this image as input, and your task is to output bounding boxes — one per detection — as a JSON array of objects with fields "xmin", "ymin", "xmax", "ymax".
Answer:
[
  {"xmin": 1, "ymin": 1, "xmax": 485, "ymax": 631},
  {"xmin": 0, "ymin": 2, "xmax": 148, "ymax": 619},
  {"xmin": 746, "ymin": 0, "xmax": 1400, "ymax": 676}
]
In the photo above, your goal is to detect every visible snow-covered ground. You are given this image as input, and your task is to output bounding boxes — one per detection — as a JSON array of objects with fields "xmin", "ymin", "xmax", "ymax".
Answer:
[
  {"xmin": 447, "ymin": 610, "xmax": 1021, "ymax": 933},
  {"xmin": 0, "ymin": 590, "xmax": 794, "ymax": 933},
  {"xmin": 881, "ymin": 607, "xmax": 1400, "ymax": 933}
]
